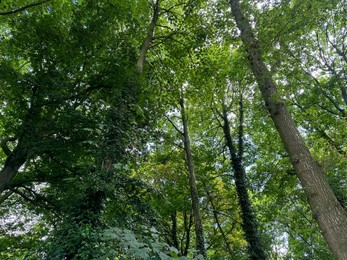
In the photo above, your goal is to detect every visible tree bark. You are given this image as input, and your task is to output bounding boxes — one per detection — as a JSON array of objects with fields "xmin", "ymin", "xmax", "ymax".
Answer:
[
  {"xmin": 182, "ymin": 210, "xmax": 193, "ymax": 256},
  {"xmin": 180, "ymin": 98, "xmax": 206, "ymax": 257},
  {"xmin": 170, "ymin": 211, "xmax": 180, "ymax": 250},
  {"xmin": 137, "ymin": 0, "xmax": 160, "ymax": 74},
  {"xmin": 220, "ymin": 101, "xmax": 265, "ymax": 259},
  {"xmin": 229, "ymin": 0, "xmax": 347, "ymax": 259},
  {"xmin": 0, "ymin": 140, "xmax": 29, "ymax": 194}
]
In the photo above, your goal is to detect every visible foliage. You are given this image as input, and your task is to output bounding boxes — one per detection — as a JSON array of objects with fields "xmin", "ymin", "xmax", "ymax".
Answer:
[{"xmin": 0, "ymin": 0, "xmax": 346, "ymax": 258}]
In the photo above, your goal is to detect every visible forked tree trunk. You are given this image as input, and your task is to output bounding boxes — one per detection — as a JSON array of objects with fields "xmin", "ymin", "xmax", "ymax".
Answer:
[
  {"xmin": 229, "ymin": 0, "xmax": 347, "ymax": 259},
  {"xmin": 180, "ymin": 98, "xmax": 206, "ymax": 257},
  {"xmin": 220, "ymin": 101, "xmax": 266, "ymax": 259},
  {"xmin": 137, "ymin": 0, "xmax": 160, "ymax": 74}
]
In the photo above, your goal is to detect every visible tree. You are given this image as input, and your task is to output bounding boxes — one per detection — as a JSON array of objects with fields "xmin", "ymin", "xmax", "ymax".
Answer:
[
  {"xmin": 218, "ymin": 96, "xmax": 266, "ymax": 259},
  {"xmin": 180, "ymin": 97, "xmax": 206, "ymax": 257},
  {"xmin": 228, "ymin": 0, "xmax": 347, "ymax": 258},
  {"xmin": 0, "ymin": 0, "xmax": 161, "ymax": 258},
  {"xmin": 1, "ymin": 0, "xmax": 347, "ymax": 258}
]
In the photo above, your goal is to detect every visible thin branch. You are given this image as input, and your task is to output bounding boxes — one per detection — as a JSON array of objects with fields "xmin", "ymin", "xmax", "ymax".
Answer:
[
  {"xmin": 159, "ymin": 2, "xmax": 186, "ymax": 16},
  {"xmin": 316, "ymin": 102, "xmax": 342, "ymax": 117},
  {"xmin": 323, "ymin": 26, "xmax": 347, "ymax": 64},
  {"xmin": 156, "ymin": 24, "xmax": 176, "ymax": 31},
  {"xmin": 237, "ymin": 93, "xmax": 244, "ymax": 159},
  {"xmin": 282, "ymin": 222, "xmax": 321, "ymax": 256},
  {"xmin": 0, "ymin": 0, "xmax": 51, "ymax": 16},
  {"xmin": 9, "ymin": 187, "xmax": 54, "ymax": 211},
  {"xmin": 213, "ymin": 107, "xmax": 224, "ymax": 121},
  {"xmin": 318, "ymin": 130, "xmax": 347, "ymax": 158},
  {"xmin": 0, "ymin": 190, "xmax": 14, "ymax": 204},
  {"xmin": 166, "ymin": 115, "xmax": 183, "ymax": 135}
]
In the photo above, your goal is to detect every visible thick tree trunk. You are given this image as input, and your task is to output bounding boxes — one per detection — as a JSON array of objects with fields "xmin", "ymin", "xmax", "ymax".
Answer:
[
  {"xmin": 0, "ymin": 140, "xmax": 29, "ymax": 194},
  {"xmin": 221, "ymin": 102, "xmax": 265, "ymax": 259},
  {"xmin": 180, "ymin": 98, "xmax": 206, "ymax": 257},
  {"xmin": 229, "ymin": 0, "xmax": 347, "ymax": 259}
]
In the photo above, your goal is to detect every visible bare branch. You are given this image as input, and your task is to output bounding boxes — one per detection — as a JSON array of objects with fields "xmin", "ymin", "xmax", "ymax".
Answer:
[{"xmin": 166, "ymin": 115, "xmax": 183, "ymax": 135}]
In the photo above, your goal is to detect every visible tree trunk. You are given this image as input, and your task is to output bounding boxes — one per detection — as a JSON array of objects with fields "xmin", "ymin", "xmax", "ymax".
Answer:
[
  {"xmin": 220, "ymin": 101, "xmax": 265, "ymax": 259},
  {"xmin": 0, "ymin": 141, "xmax": 29, "ymax": 194},
  {"xmin": 137, "ymin": 0, "xmax": 160, "ymax": 74},
  {"xmin": 205, "ymin": 188, "xmax": 233, "ymax": 256},
  {"xmin": 229, "ymin": 0, "xmax": 347, "ymax": 258},
  {"xmin": 180, "ymin": 98, "xmax": 206, "ymax": 257},
  {"xmin": 170, "ymin": 211, "xmax": 179, "ymax": 250},
  {"xmin": 182, "ymin": 210, "xmax": 193, "ymax": 256}
]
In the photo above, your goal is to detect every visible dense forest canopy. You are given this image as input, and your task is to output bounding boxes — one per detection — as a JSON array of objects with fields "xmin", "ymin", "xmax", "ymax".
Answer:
[{"xmin": 0, "ymin": 0, "xmax": 346, "ymax": 259}]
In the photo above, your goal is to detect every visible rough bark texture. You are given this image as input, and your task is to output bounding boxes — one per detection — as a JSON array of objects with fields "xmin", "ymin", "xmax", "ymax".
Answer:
[
  {"xmin": 137, "ymin": 0, "xmax": 160, "ymax": 74},
  {"xmin": 229, "ymin": 0, "xmax": 347, "ymax": 259},
  {"xmin": 221, "ymin": 102, "xmax": 265, "ymax": 260},
  {"xmin": 180, "ymin": 98, "xmax": 206, "ymax": 257}
]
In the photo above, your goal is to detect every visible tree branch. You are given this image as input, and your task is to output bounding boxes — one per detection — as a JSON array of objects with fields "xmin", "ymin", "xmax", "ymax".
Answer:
[
  {"xmin": 318, "ymin": 130, "xmax": 347, "ymax": 158},
  {"xmin": 0, "ymin": 137, "xmax": 17, "ymax": 156},
  {"xmin": 237, "ymin": 93, "xmax": 244, "ymax": 160},
  {"xmin": 10, "ymin": 186, "xmax": 58, "ymax": 213},
  {"xmin": 166, "ymin": 115, "xmax": 183, "ymax": 136},
  {"xmin": 0, "ymin": 0, "xmax": 51, "ymax": 16},
  {"xmin": 0, "ymin": 190, "xmax": 14, "ymax": 204}
]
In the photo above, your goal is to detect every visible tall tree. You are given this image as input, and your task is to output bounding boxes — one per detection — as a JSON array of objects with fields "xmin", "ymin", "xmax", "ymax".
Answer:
[
  {"xmin": 0, "ymin": 0, "xmax": 161, "ymax": 258},
  {"xmin": 179, "ymin": 97, "xmax": 206, "ymax": 257},
  {"xmin": 229, "ymin": 0, "xmax": 347, "ymax": 258},
  {"xmin": 218, "ymin": 97, "xmax": 266, "ymax": 259}
]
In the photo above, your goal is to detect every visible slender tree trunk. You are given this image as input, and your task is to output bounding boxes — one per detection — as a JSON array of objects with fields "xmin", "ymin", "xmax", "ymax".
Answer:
[
  {"xmin": 229, "ymin": 1, "xmax": 347, "ymax": 258},
  {"xmin": 180, "ymin": 98, "xmax": 206, "ymax": 257},
  {"xmin": 170, "ymin": 211, "xmax": 180, "ymax": 250},
  {"xmin": 205, "ymin": 188, "xmax": 233, "ymax": 256},
  {"xmin": 137, "ymin": 0, "xmax": 160, "ymax": 74},
  {"xmin": 220, "ymin": 101, "xmax": 265, "ymax": 259},
  {"xmin": 182, "ymin": 211, "xmax": 193, "ymax": 256}
]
